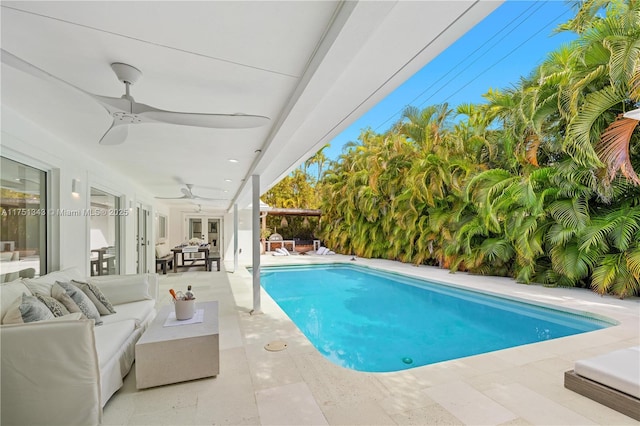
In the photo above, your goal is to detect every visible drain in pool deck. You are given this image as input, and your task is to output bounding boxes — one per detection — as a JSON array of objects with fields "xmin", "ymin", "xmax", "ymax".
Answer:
[{"xmin": 265, "ymin": 341, "xmax": 288, "ymax": 352}]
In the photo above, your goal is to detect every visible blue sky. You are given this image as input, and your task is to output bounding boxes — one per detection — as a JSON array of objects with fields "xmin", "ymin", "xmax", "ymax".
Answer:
[{"xmin": 324, "ymin": 0, "xmax": 577, "ymax": 160}]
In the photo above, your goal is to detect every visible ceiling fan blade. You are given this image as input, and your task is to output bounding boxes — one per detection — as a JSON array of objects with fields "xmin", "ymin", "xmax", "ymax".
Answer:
[
  {"xmin": 181, "ymin": 187, "xmax": 194, "ymax": 198},
  {"xmin": 135, "ymin": 103, "xmax": 270, "ymax": 129},
  {"xmin": 91, "ymin": 94, "xmax": 133, "ymax": 114},
  {"xmin": 155, "ymin": 195, "xmax": 189, "ymax": 199},
  {"xmin": 99, "ymin": 121, "xmax": 129, "ymax": 145},
  {"xmin": 1, "ymin": 49, "xmax": 91, "ymax": 99},
  {"xmin": 194, "ymin": 196, "xmax": 228, "ymax": 201}
]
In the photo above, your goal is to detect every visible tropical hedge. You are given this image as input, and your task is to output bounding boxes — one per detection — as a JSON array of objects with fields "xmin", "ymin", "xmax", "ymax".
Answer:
[{"xmin": 316, "ymin": 0, "xmax": 640, "ymax": 297}]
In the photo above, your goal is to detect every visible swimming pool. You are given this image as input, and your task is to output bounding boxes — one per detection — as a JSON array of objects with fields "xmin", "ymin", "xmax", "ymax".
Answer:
[{"xmin": 260, "ymin": 264, "xmax": 614, "ymax": 372}]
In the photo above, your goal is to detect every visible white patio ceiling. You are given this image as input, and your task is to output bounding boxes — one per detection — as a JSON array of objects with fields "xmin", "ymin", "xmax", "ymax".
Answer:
[{"xmin": 1, "ymin": 1, "xmax": 501, "ymax": 211}]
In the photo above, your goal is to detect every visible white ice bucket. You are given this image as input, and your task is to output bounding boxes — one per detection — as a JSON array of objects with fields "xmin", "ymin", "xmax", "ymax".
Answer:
[{"xmin": 174, "ymin": 299, "xmax": 196, "ymax": 320}]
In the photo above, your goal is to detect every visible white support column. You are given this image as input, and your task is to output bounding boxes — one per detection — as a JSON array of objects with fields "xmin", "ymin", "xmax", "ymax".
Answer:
[
  {"xmin": 233, "ymin": 203, "xmax": 239, "ymax": 273},
  {"xmin": 251, "ymin": 175, "xmax": 261, "ymax": 314}
]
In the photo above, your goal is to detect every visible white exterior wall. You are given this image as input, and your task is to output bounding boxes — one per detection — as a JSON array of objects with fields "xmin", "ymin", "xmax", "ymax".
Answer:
[{"xmin": 1, "ymin": 109, "xmax": 160, "ymax": 276}]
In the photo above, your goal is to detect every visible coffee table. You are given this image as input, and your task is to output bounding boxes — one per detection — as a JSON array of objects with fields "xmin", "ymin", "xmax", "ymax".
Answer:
[{"xmin": 135, "ymin": 301, "xmax": 219, "ymax": 389}]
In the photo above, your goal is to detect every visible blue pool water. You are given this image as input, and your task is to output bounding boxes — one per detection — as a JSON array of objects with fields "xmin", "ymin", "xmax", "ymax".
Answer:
[{"xmin": 260, "ymin": 264, "xmax": 613, "ymax": 372}]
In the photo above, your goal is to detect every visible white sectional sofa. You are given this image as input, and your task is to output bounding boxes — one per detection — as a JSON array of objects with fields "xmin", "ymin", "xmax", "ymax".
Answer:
[{"xmin": 0, "ymin": 267, "xmax": 158, "ymax": 425}]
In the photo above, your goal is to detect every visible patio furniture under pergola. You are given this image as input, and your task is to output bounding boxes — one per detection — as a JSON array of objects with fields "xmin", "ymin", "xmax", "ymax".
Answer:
[{"xmin": 259, "ymin": 203, "xmax": 322, "ymax": 252}]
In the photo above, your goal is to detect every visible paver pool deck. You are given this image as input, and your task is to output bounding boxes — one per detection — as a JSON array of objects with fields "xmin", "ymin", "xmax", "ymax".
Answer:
[{"xmin": 103, "ymin": 254, "xmax": 639, "ymax": 425}]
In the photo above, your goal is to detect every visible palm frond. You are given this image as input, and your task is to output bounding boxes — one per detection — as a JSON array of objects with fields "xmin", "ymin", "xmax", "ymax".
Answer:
[{"xmin": 596, "ymin": 116, "xmax": 640, "ymax": 185}]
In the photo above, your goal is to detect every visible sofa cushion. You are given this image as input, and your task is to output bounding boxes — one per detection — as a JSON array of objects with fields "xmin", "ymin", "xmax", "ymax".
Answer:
[
  {"xmin": 43, "ymin": 312, "xmax": 85, "ymax": 322},
  {"xmin": 93, "ymin": 319, "xmax": 137, "ymax": 369},
  {"xmin": 100, "ymin": 299, "xmax": 156, "ymax": 328},
  {"xmin": 34, "ymin": 293, "xmax": 71, "ymax": 317},
  {"xmin": 73, "ymin": 280, "xmax": 116, "ymax": 315},
  {"xmin": 52, "ymin": 282, "xmax": 102, "ymax": 325},
  {"xmin": 89, "ymin": 274, "xmax": 152, "ymax": 305},
  {"xmin": 23, "ymin": 267, "xmax": 86, "ymax": 296},
  {"xmin": 2, "ymin": 294, "xmax": 55, "ymax": 324},
  {"xmin": 0, "ymin": 279, "xmax": 31, "ymax": 322}
]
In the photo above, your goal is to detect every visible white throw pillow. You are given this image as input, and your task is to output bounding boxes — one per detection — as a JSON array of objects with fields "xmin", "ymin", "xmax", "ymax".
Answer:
[
  {"xmin": 317, "ymin": 247, "xmax": 328, "ymax": 255},
  {"xmin": 88, "ymin": 274, "xmax": 151, "ymax": 305},
  {"xmin": 155, "ymin": 244, "xmax": 170, "ymax": 258}
]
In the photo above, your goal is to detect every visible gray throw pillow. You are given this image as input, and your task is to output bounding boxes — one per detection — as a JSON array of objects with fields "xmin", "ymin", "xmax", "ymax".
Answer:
[
  {"xmin": 2, "ymin": 294, "xmax": 55, "ymax": 324},
  {"xmin": 73, "ymin": 280, "xmax": 116, "ymax": 315},
  {"xmin": 53, "ymin": 281, "xmax": 102, "ymax": 325}
]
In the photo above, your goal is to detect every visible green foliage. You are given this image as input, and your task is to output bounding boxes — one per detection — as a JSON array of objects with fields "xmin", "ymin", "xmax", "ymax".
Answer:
[{"xmin": 314, "ymin": 0, "xmax": 640, "ymax": 297}]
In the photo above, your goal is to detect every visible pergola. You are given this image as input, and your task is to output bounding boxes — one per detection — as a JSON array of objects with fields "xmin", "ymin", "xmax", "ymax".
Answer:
[{"xmin": 259, "ymin": 203, "xmax": 322, "ymax": 234}]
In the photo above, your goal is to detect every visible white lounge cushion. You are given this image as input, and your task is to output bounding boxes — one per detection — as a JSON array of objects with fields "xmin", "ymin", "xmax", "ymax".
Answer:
[
  {"xmin": 575, "ymin": 346, "xmax": 640, "ymax": 398},
  {"xmin": 100, "ymin": 299, "xmax": 156, "ymax": 328}
]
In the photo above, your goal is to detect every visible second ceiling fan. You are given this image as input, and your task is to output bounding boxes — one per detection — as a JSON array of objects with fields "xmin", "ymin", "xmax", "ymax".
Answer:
[{"xmin": 155, "ymin": 184, "xmax": 224, "ymax": 201}]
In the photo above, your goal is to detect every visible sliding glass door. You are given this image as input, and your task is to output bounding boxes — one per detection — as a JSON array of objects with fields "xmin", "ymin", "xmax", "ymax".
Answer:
[
  {"xmin": 89, "ymin": 188, "xmax": 121, "ymax": 276},
  {"xmin": 0, "ymin": 157, "xmax": 47, "ymax": 280}
]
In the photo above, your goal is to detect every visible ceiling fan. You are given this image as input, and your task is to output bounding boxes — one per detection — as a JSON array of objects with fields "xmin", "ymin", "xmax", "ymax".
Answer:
[
  {"xmin": 155, "ymin": 184, "xmax": 225, "ymax": 201},
  {"xmin": 1, "ymin": 49, "xmax": 270, "ymax": 145}
]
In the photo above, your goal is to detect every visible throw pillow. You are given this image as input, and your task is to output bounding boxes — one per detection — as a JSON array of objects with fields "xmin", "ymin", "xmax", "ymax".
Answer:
[
  {"xmin": 72, "ymin": 280, "xmax": 116, "ymax": 315},
  {"xmin": 2, "ymin": 294, "xmax": 55, "ymax": 324},
  {"xmin": 34, "ymin": 293, "xmax": 71, "ymax": 317},
  {"xmin": 52, "ymin": 281, "xmax": 102, "ymax": 325}
]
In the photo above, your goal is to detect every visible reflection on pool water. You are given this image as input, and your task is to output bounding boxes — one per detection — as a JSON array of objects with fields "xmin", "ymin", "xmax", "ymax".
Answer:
[{"xmin": 260, "ymin": 264, "xmax": 615, "ymax": 372}]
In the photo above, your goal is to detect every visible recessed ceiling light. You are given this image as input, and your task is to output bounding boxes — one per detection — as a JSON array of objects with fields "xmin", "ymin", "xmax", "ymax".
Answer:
[
  {"xmin": 223, "ymin": 190, "xmax": 228, "ymax": 193},
  {"xmin": 228, "ymin": 159, "xmax": 239, "ymax": 163},
  {"xmin": 225, "ymin": 179, "xmax": 232, "ymax": 182}
]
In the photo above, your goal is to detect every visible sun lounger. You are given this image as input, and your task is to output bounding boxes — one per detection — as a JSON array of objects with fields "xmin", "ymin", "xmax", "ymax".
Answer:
[
  {"xmin": 315, "ymin": 247, "xmax": 335, "ymax": 255},
  {"xmin": 564, "ymin": 346, "xmax": 640, "ymax": 420}
]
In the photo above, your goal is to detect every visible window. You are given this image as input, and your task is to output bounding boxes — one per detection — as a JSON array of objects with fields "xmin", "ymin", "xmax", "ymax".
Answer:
[
  {"xmin": 157, "ymin": 214, "xmax": 167, "ymax": 240},
  {"xmin": 89, "ymin": 188, "xmax": 121, "ymax": 276},
  {"xmin": 0, "ymin": 157, "xmax": 47, "ymax": 279}
]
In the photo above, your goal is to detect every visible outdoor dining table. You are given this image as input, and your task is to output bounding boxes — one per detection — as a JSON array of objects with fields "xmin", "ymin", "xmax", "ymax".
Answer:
[{"xmin": 171, "ymin": 245, "xmax": 211, "ymax": 273}]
